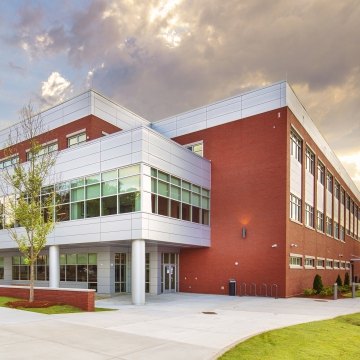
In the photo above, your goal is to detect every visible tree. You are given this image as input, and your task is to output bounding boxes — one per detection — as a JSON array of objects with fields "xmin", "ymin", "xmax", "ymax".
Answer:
[
  {"xmin": 313, "ymin": 274, "xmax": 323, "ymax": 294},
  {"xmin": 344, "ymin": 272, "xmax": 350, "ymax": 287},
  {"xmin": 0, "ymin": 103, "xmax": 57, "ymax": 302},
  {"xmin": 336, "ymin": 274, "xmax": 343, "ymax": 287}
]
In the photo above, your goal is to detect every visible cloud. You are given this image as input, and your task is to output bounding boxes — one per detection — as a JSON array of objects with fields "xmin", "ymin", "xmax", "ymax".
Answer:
[{"xmin": 41, "ymin": 72, "xmax": 73, "ymax": 108}]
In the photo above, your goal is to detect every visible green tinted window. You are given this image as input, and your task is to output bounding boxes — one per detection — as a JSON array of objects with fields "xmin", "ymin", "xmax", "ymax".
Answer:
[
  {"xmin": 101, "ymin": 169, "xmax": 118, "ymax": 181},
  {"xmin": 102, "ymin": 180, "xmax": 118, "ymax": 196},
  {"xmin": 86, "ymin": 184, "xmax": 100, "ymax": 199},
  {"xmin": 119, "ymin": 164, "xmax": 140, "ymax": 178},
  {"xmin": 71, "ymin": 188, "xmax": 84, "ymax": 201},
  {"xmin": 171, "ymin": 185, "xmax": 181, "ymax": 200},
  {"xmin": 71, "ymin": 202, "xmax": 84, "ymax": 220},
  {"xmin": 77, "ymin": 254, "xmax": 88, "ymax": 265},
  {"xmin": 182, "ymin": 189, "xmax": 190, "ymax": 204},
  {"xmin": 60, "ymin": 254, "xmax": 66, "ymax": 265},
  {"xmin": 151, "ymin": 168, "xmax": 157, "ymax": 177},
  {"xmin": 158, "ymin": 171, "xmax": 169, "ymax": 182},
  {"xmin": 192, "ymin": 185, "xmax": 201, "ymax": 194},
  {"xmin": 0, "ymin": 257, "xmax": 3, "ymax": 267},
  {"xmin": 171, "ymin": 176, "xmax": 181, "ymax": 186},
  {"xmin": 151, "ymin": 178, "xmax": 157, "ymax": 193},
  {"xmin": 71, "ymin": 178, "xmax": 84, "ymax": 188},
  {"xmin": 12, "ymin": 256, "xmax": 20, "ymax": 265},
  {"xmin": 202, "ymin": 196, "xmax": 210, "ymax": 210},
  {"xmin": 158, "ymin": 181, "xmax": 169, "ymax": 197},
  {"xmin": 66, "ymin": 254, "xmax": 77, "ymax": 265},
  {"xmin": 182, "ymin": 181, "xmax": 191, "ymax": 190},
  {"xmin": 85, "ymin": 174, "xmax": 100, "ymax": 185},
  {"xmin": 88, "ymin": 253, "xmax": 97, "ymax": 265},
  {"xmin": 119, "ymin": 175, "xmax": 140, "ymax": 193},
  {"xmin": 192, "ymin": 193, "xmax": 201, "ymax": 206}
]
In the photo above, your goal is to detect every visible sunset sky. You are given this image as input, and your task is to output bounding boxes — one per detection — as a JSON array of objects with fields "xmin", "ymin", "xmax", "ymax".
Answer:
[{"xmin": 0, "ymin": 0, "xmax": 359, "ymax": 190}]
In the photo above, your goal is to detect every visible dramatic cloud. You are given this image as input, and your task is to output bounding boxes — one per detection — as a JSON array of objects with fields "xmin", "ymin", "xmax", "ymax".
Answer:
[
  {"xmin": 0, "ymin": 0, "xmax": 359, "ymax": 189},
  {"xmin": 41, "ymin": 71, "xmax": 73, "ymax": 108}
]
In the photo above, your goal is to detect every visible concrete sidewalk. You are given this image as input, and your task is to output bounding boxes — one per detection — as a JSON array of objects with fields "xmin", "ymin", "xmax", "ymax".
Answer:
[{"xmin": 0, "ymin": 293, "xmax": 359, "ymax": 359}]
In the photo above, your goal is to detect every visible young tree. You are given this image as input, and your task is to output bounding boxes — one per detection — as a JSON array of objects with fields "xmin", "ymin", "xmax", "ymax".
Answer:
[
  {"xmin": 313, "ymin": 274, "xmax": 324, "ymax": 294},
  {"xmin": 0, "ymin": 103, "xmax": 57, "ymax": 302}
]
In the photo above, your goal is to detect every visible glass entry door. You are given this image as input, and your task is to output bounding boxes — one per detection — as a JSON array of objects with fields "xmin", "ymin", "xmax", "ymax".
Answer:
[
  {"xmin": 115, "ymin": 253, "xmax": 128, "ymax": 293},
  {"xmin": 162, "ymin": 253, "xmax": 178, "ymax": 293}
]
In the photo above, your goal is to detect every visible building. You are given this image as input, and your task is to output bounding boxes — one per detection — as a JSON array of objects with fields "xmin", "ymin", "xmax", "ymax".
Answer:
[{"xmin": 0, "ymin": 81, "xmax": 359, "ymax": 303}]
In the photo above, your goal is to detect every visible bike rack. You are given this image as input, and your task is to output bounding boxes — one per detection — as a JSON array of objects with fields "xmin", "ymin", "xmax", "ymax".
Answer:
[
  {"xmin": 261, "ymin": 283, "xmax": 268, "ymax": 297},
  {"xmin": 271, "ymin": 284, "xmax": 278, "ymax": 299},
  {"xmin": 240, "ymin": 282, "xmax": 247, "ymax": 296},
  {"xmin": 250, "ymin": 282, "xmax": 257, "ymax": 296}
]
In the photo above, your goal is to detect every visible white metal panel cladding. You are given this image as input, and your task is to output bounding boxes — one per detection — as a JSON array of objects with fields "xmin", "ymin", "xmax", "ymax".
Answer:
[
  {"xmin": 290, "ymin": 157, "xmax": 302, "ymax": 198},
  {"xmin": 305, "ymin": 172, "xmax": 314, "ymax": 206},
  {"xmin": 317, "ymin": 183, "xmax": 324, "ymax": 212},
  {"xmin": 152, "ymin": 82, "xmax": 286, "ymax": 138}
]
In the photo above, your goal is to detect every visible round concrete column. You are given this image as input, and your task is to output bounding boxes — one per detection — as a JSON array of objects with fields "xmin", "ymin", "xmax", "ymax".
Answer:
[
  {"xmin": 131, "ymin": 239, "xmax": 145, "ymax": 305},
  {"xmin": 49, "ymin": 245, "xmax": 60, "ymax": 288}
]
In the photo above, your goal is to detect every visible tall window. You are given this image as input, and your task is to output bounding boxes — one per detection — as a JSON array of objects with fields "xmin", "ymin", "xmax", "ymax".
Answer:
[
  {"xmin": 115, "ymin": 253, "xmax": 127, "ymax": 293},
  {"xmin": 340, "ymin": 226, "xmax": 345, "ymax": 240},
  {"xmin": 12, "ymin": 255, "xmax": 48, "ymax": 281},
  {"xmin": 68, "ymin": 132, "xmax": 86, "ymax": 148},
  {"xmin": 326, "ymin": 172, "xmax": 333, "ymax": 193},
  {"xmin": 185, "ymin": 142, "xmax": 203, "ymax": 157},
  {"xmin": 335, "ymin": 181, "xmax": 340, "ymax": 200},
  {"xmin": 317, "ymin": 162, "xmax": 325, "ymax": 185},
  {"xmin": 341, "ymin": 188, "xmax": 345, "ymax": 205},
  {"xmin": 334, "ymin": 222, "xmax": 339, "ymax": 239},
  {"xmin": 290, "ymin": 130, "xmax": 302, "ymax": 162},
  {"xmin": 317, "ymin": 211, "xmax": 324, "ymax": 232},
  {"xmin": 305, "ymin": 148, "xmax": 315, "ymax": 174},
  {"xmin": 305, "ymin": 204, "xmax": 314, "ymax": 228},
  {"xmin": 290, "ymin": 194, "xmax": 302, "ymax": 222},
  {"xmin": 326, "ymin": 216, "xmax": 333, "ymax": 236}
]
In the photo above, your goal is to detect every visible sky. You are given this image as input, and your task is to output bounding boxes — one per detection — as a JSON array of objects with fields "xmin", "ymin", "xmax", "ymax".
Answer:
[{"xmin": 0, "ymin": 0, "xmax": 359, "ymax": 190}]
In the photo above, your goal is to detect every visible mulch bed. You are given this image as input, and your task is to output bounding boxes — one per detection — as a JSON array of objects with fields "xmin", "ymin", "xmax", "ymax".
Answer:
[{"xmin": 6, "ymin": 300, "xmax": 62, "ymax": 308}]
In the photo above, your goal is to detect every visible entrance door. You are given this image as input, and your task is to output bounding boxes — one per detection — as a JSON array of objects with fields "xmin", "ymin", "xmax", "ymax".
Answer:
[{"xmin": 162, "ymin": 253, "xmax": 177, "ymax": 293}]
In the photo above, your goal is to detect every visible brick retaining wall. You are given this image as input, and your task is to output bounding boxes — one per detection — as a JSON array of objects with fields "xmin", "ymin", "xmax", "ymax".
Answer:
[{"xmin": 0, "ymin": 285, "xmax": 95, "ymax": 311}]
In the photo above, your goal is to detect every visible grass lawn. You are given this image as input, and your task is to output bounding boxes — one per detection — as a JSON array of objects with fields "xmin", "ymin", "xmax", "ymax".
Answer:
[
  {"xmin": 343, "ymin": 289, "xmax": 360, "ymax": 297},
  {"xmin": 0, "ymin": 296, "xmax": 115, "ymax": 314},
  {"xmin": 219, "ymin": 313, "xmax": 360, "ymax": 360}
]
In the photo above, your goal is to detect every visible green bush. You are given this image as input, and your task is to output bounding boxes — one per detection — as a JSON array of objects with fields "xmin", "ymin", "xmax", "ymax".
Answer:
[
  {"xmin": 339, "ymin": 285, "xmax": 350, "ymax": 293},
  {"xmin": 336, "ymin": 274, "xmax": 343, "ymax": 287},
  {"xmin": 319, "ymin": 286, "xmax": 333, "ymax": 297},
  {"xmin": 303, "ymin": 288, "xmax": 316, "ymax": 296},
  {"xmin": 344, "ymin": 272, "xmax": 350, "ymax": 287},
  {"xmin": 313, "ymin": 274, "xmax": 324, "ymax": 294}
]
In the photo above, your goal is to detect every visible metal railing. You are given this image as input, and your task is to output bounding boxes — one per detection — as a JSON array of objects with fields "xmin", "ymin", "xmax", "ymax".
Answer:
[{"xmin": 238, "ymin": 282, "xmax": 278, "ymax": 298}]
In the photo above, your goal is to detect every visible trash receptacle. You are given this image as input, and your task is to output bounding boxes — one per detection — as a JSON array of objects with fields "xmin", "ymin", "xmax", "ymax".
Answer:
[{"xmin": 229, "ymin": 279, "xmax": 236, "ymax": 296}]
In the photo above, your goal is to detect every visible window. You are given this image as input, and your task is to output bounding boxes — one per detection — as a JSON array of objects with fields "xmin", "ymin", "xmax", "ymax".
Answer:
[
  {"xmin": 68, "ymin": 132, "xmax": 86, "ymax": 148},
  {"xmin": 326, "ymin": 259, "xmax": 333, "ymax": 269},
  {"xmin": 12, "ymin": 255, "xmax": 48, "ymax": 281},
  {"xmin": 326, "ymin": 216, "xmax": 332, "ymax": 236},
  {"xmin": 316, "ymin": 258, "xmax": 325, "ymax": 268},
  {"xmin": 305, "ymin": 148, "xmax": 315, "ymax": 174},
  {"xmin": 27, "ymin": 141, "xmax": 58, "ymax": 160},
  {"xmin": 0, "ymin": 257, "xmax": 4, "ymax": 279},
  {"xmin": 290, "ymin": 130, "xmax": 302, "ymax": 162},
  {"xmin": 290, "ymin": 194, "xmax": 302, "ymax": 222},
  {"xmin": 151, "ymin": 167, "xmax": 210, "ymax": 225},
  {"xmin": 335, "ymin": 181, "xmax": 340, "ymax": 200},
  {"xmin": 115, "ymin": 253, "xmax": 127, "ymax": 293},
  {"xmin": 317, "ymin": 161, "xmax": 325, "ymax": 185},
  {"xmin": 340, "ymin": 261, "xmax": 346, "ymax": 270},
  {"xmin": 340, "ymin": 188, "xmax": 345, "ymax": 205},
  {"xmin": 185, "ymin": 142, "xmax": 203, "ymax": 157},
  {"xmin": 333, "ymin": 260, "xmax": 340, "ymax": 269},
  {"xmin": 340, "ymin": 226, "xmax": 345, "ymax": 240},
  {"xmin": 326, "ymin": 172, "xmax": 333, "ymax": 193},
  {"xmin": 0, "ymin": 155, "xmax": 19, "ymax": 169},
  {"xmin": 304, "ymin": 257, "xmax": 315, "ymax": 268},
  {"xmin": 334, "ymin": 222, "xmax": 339, "ymax": 239},
  {"xmin": 305, "ymin": 204, "xmax": 314, "ymax": 228},
  {"xmin": 290, "ymin": 255, "xmax": 302, "ymax": 268},
  {"xmin": 317, "ymin": 211, "xmax": 324, "ymax": 232},
  {"xmin": 60, "ymin": 253, "xmax": 97, "ymax": 290}
]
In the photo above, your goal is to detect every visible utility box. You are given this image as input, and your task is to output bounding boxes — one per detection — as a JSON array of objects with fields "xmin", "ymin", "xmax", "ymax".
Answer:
[{"xmin": 229, "ymin": 279, "xmax": 237, "ymax": 296}]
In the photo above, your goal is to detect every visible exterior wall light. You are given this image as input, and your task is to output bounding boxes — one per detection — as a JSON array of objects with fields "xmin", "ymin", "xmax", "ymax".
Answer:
[
  {"xmin": 242, "ymin": 227, "xmax": 247, "ymax": 239},
  {"xmin": 271, "ymin": 244, "xmax": 278, "ymax": 248}
]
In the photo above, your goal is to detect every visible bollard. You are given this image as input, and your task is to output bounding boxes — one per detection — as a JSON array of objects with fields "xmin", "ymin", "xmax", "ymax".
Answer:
[
  {"xmin": 352, "ymin": 283, "xmax": 356, "ymax": 298},
  {"xmin": 333, "ymin": 283, "xmax": 337, "ymax": 300}
]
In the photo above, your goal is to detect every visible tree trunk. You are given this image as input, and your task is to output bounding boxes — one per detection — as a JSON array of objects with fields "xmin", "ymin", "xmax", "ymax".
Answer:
[{"xmin": 29, "ymin": 261, "xmax": 35, "ymax": 302}]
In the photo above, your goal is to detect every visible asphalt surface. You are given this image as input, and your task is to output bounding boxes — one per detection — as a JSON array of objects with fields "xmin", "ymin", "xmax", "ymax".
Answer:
[{"xmin": 0, "ymin": 293, "xmax": 359, "ymax": 359}]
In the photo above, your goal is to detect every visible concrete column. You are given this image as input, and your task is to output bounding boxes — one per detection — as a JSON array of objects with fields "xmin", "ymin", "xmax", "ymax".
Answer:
[
  {"xmin": 49, "ymin": 245, "xmax": 60, "ymax": 288},
  {"xmin": 131, "ymin": 239, "xmax": 145, "ymax": 305}
]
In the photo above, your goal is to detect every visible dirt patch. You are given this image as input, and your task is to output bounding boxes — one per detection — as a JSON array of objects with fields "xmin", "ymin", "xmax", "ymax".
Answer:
[{"xmin": 6, "ymin": 300, "xmax": 62, "ymax": 308}]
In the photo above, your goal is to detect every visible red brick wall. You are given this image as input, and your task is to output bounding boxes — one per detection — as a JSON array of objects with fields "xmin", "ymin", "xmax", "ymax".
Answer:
[
  {"xmin": 0, "ymin": 286, "xmax": 95, "ymax": 311},
  {"xmin": 173, "ymin": 108, "xmax": 288, "ymax": 297},
  {"xmin": 285, "ymin": 108, "xmax": 360, "ymax": 295},
  {"xmin": 0, "ymin": 115, "xmax": 121, "ymax": 162}
]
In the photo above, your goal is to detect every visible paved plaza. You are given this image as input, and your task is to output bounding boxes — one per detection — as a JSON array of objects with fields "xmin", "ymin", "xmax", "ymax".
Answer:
[{"xmin": 0, "ymin": 293, "xmax": 359, "ymax": 359}]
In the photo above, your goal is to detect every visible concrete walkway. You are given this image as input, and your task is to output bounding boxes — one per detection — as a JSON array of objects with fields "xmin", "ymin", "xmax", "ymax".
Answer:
[{"xmin": 0, "ymin": 293, "xmax": 359, "ymax": 359}]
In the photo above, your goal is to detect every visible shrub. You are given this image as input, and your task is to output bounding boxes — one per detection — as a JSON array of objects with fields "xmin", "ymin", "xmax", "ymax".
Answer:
[
  {"xmin": 336, "ymin": 274, "xmax": 343, "ymax": 287},
  {"xmin": 344, "ymin": 272, "xmax": 350, "ymax": 287},
  {"xmin": 313, "ymin": 274, "xmax": 324, "ymax": 294},
  {"xmin": 319, "ymin": 286, "xmax": 333, "ymax": 297},
  {"xmin": 303, "ymin": 288, "xmax": 316, "ymax": 296}
]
